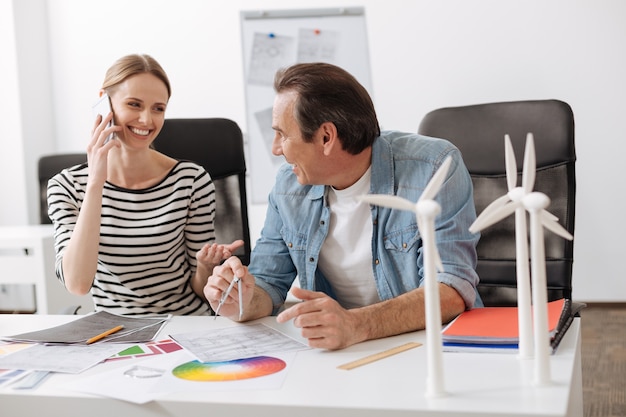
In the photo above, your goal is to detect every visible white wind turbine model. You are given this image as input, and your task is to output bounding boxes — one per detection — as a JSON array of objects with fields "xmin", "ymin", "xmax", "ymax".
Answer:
[
  {"xmin": 359, "ymin": 156, "xmax": 452, "ymax": 398},
  {"xmin": 468, "ymin": 133, "xmax": 573, "ymax": 386},
  {"xmin": 470, "ymin": 134, "xmax": 534, "ymax": 359}
]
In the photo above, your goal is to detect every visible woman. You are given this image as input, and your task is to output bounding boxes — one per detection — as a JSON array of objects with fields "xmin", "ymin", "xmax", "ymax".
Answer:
[{"xmin": 48, "ymin": 54, "xmax": 242, "ymax": 315}]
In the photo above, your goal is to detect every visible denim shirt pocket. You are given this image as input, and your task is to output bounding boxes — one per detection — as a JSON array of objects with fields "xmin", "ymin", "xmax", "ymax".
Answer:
[
  {"xmin": 280, "ymin": 227, "xmax": 308, "ymax": 268},
  {"xmin": 382, "ymin": 224, "xmax": 420, "ymax": 253},
  {"xmin": 380, "ymin": 223, "xmax": 422, "ymax": 294}
]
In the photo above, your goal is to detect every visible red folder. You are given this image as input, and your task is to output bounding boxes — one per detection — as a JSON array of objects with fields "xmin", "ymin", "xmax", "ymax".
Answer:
[{"xmin": 442, "ymin": 298, "xmax": 566, "ymax": 345}]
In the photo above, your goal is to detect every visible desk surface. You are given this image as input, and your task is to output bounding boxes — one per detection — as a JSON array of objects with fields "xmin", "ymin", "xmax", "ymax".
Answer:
[{"xmin": 1, "ymin": 314, "xmax": 582, "ymax": 417}]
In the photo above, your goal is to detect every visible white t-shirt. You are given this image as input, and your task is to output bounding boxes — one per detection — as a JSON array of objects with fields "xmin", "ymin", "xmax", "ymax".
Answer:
[{"xmin": 318, "ymin": 167, "xmax": 380, "ymax": 309}]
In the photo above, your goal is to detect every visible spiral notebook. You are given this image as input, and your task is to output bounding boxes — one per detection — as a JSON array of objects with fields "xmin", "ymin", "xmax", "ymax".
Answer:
[{"xmin": 441, "ymin": 298, "xmax": 586, "ymax": 353}]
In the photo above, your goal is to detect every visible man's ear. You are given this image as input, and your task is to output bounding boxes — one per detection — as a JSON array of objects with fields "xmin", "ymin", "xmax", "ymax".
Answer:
[{"xmin": 320, "ymin": 122, "xmax": 338, "ymax": 155}]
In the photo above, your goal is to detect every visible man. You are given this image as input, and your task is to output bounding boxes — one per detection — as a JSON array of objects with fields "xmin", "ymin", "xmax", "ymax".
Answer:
[{"xmin": 204, "ymin": 62, "xmax": 481, "ymax": 350}]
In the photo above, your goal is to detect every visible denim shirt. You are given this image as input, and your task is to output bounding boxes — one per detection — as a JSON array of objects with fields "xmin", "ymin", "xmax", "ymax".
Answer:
[{"xmin": 250, "ymin": 131, "xmax": 482, "ymax": 314}]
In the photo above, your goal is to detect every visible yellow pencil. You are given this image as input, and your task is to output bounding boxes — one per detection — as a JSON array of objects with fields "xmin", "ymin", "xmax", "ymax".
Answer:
[{"xmin": 86, "ymin": 325, "xmax": 124, "ymax": 345}]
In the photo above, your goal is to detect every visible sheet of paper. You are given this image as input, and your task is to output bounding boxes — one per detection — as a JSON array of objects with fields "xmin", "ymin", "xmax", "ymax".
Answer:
[
  {"xmin": 2, "ymin": 311, "xmax": 170, "ymax": 344},
  {"xmin": 297, "ymin": 28, "xmax": 339, "ymax": 63},
  {"xmin": 0, "ymin": 343, "xmax": 130, "ymax": 373},
  {"xmin": 61, "ymin": 349, "xmax": 297, "ymax": 403},
  {"xmin": 0, "ymin": 368, "xmax": 28, "ymax": 388},
  {"xmin": 247, "ymin": 32, "xmax": 294, "ymax": 86},
  {"xmin": 60, "ymin": 352, "xmax": 181, "ymax": 404},
  {"xmin": 169, "ymin": 323, "xmax": 308, "ymax": 362},
  {"xmin": 0, "ymin": 341, "xmax": 31, "ymax": 356}
]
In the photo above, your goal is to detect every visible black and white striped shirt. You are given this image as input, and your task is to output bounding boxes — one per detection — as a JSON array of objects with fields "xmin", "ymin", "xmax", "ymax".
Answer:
[{"xmin": 47, "ymin": 161, "xmax": 215, "ymax": 316}]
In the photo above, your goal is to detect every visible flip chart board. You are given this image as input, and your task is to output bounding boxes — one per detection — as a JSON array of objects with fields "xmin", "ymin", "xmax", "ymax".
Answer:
[{"xmin": 240, "ymin": 7, "xmax": 373, "ymax": 203}]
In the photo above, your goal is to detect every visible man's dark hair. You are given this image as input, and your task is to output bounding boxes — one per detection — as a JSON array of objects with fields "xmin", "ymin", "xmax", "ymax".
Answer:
[{"xmin": 274, "ymin": 62, "xmax": 380, "ymax": 154}]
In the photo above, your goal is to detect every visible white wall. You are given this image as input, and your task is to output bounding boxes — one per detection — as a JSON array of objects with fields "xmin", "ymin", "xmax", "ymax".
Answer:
[
  {"xmin": 0, "ymin": 0, "xmax": 28, "ymax": 225},
  {"xmin": 3, "ymin": 0, "xmax": 625, "ymax": 302}
]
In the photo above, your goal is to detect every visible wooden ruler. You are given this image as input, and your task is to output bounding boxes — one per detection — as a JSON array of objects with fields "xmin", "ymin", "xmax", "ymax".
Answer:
[{"xmin": 337, "ymin": 341, "xmax": 422, "ymax": 370}]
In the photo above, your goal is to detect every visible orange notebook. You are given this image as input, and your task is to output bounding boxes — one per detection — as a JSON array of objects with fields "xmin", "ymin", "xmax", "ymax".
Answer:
[{"xmin": 441, "ymin": 298, "xmax": 567, "ymax": 349}]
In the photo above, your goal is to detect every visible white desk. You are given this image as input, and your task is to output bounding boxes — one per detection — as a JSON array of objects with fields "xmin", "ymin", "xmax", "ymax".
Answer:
[
  {"xmin": 0, "ymin": 225, "xmax": 93, "ymax": 314},
  {"xmin": 0, "ymin": 314, "xmax": 582, "ymax": 417}
]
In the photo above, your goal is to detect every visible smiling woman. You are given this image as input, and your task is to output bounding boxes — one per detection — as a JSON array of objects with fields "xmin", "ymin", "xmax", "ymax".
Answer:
[
  {"xmin": 101, "ymin": 54, "xmax": 170, "ymax": 153},
  {"xmin": 105, "ymin": 72, "xmax": 169, "ymax": 156},
  {"xmin": 46, "ymin": 54, "xmax": 243, "ymax": 316}
]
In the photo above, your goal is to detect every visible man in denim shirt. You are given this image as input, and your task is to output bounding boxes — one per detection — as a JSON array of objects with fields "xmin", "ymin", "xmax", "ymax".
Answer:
[{"xmin": 205, "ymin": 63, "xmax": 481, "ymax": 350}]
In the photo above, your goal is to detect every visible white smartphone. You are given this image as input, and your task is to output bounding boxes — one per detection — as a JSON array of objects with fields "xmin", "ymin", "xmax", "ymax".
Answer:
[{"xmin": 92, "ymin": 93, "xmax": 115, "ymax": 144}]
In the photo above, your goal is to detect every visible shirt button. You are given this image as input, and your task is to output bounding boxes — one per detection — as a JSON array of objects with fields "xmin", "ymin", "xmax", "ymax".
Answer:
[
  {"xmin": 320, "ymin": 220, "xmax": 325, "ymax": 225},
  {"xmin": 309, "ymin": 257, "xmax": 314, "ymax": 262},
  {"xmin": 375, "ymin": 259, "xmax": 380, "ymax": 265},
  {"xmin": 403, "ymin": 243, "xmax": 407, "ymax": 248},
  {"xmin": 288, "ymin": 243, "xmax": 293, "ymax": 248}
]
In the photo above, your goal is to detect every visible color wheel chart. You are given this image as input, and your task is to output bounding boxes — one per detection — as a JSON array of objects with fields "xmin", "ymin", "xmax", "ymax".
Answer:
[{"xmin": 172, "ymin": 356, "xmax": 286, "ymax": 382}]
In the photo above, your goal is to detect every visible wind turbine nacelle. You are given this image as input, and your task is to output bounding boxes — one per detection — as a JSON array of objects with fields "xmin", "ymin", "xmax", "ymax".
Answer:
[
  {"xmin": 416, "ymin": 200, "xmax": 441, "ymax": 217},
  {"xmin": 523, "ymin": 192, "xmax": 550, "ymax": 211}
]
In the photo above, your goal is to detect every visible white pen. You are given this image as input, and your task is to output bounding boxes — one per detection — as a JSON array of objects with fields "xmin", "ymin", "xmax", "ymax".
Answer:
[
  {"xmin": 214, "ymin": 276, "xmax": 243, "ymax": 320},
  {"xmin": 237, "ymin": 277, "xmax": 244, "ymax": 319}
]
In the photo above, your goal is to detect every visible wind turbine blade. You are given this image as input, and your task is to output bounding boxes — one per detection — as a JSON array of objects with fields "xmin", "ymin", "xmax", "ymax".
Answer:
[
  {"xmin": 540, "ymin": 211, "xmax": 573, "ymax": 240},
  {"xmin": 476, "ymin": 194, "xmax": 510, "ymax": 221},
  {"xmin": 420, "ymin": 156, "xmax": 452, "ymax": 202},
  {"xmin": 541, "ymin": 210, "xmax": 559, "ymax": 222},
  {"xmin": 469, "ymin": 202, "xmax": 518, "ymax": 233},
  {"xmin": 358, "ymin": 194, "xmax": 416, "ymax": 212},
  {"xmin": 504, "ymin": 134, "xmax": 517, "ymax": 191},
  {"xmin": 522, "ymin": 133, "xmax": 536, "ymax": 193}
]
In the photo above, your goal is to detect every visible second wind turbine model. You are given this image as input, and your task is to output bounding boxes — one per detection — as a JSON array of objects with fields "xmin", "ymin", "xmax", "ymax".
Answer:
[
  {"xmin": 359, "ymin": 156, "xmax": 452, "ymax": 398},
  {"xmin": 469, "ymin": 133, "xmax": 573, "ymax": 386}
]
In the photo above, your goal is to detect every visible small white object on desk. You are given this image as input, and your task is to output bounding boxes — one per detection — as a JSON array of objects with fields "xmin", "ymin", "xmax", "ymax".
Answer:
[
  {"xmin": 524, "ymin": 191, "xmax": 573, "ymax": 385},
  {"xmin": 359, "ymin": 156, "xmax": 452, "ymax": 398}
]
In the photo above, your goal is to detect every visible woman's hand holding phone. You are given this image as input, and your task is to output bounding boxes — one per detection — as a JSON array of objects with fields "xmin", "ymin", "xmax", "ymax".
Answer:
[
  {"xmin": 88, "ymin": 93, "xmax": 121, "ymax": 187},
  {"xmin": 92, "ymin": 93, "xmax": 116, "ymax": 144}
]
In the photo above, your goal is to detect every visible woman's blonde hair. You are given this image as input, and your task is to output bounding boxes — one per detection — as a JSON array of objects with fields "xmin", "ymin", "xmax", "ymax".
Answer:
[{"xmin": 102, "ymin": 54, "xmax": 171, "ymax": 98}]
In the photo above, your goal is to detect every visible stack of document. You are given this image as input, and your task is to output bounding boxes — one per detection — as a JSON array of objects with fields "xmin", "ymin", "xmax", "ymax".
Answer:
[
  {"xmin": 2, "ymin": 311, "xmax": 169, "ymax": 345},
  {"xmin": 441, "ymin": 298, "xmax": 585, "ymax": 353},
  {"xmin": 0, "ymin": 312, "xmax": 170, "ymax": 374}
]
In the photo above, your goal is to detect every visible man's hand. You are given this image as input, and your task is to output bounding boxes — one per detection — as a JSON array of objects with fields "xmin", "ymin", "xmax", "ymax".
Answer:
[
  {"xmin": 204, "ymin": 256, "xmax": 254, "ymax": 320},
  {"xmin": 277, "ymin": 286, "xmax": 366, "ymax": 350}
]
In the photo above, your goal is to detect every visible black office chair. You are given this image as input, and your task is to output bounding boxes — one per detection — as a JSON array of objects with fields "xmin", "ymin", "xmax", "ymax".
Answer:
[
  {"xmin": 153, "ymin": 118, "xmax": 252, "ymax": 265},
  {"xmin": 38, "ymin": 153, "xmax": 88, "ymax": 224},
  {"xmin": 418, "ymin": 99, "xmax": 576, "ymax": 307},
  {"xmin": 37, "ymin": 153, "xmax": 89, "ymax": 314}
]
